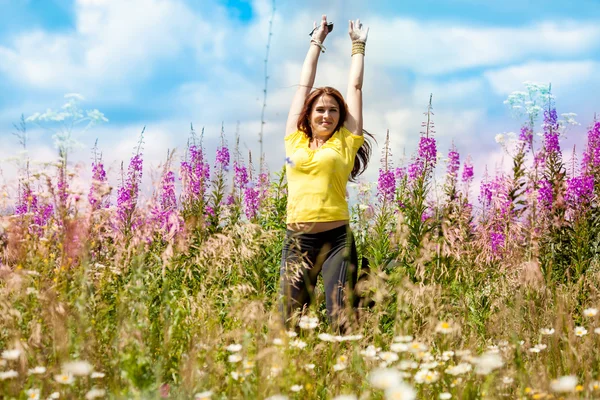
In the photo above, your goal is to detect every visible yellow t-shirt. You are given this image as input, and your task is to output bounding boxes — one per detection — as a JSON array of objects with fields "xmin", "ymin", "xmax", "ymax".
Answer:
[{"xmin": 284, "ymin": 126, "xmax": 364, "ymax": 223}]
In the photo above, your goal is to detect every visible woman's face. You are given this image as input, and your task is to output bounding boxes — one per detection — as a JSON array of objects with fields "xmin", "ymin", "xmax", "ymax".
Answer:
[{"xmin": 309, "ymin": 94, "xmax": 340, "ymax": 137}]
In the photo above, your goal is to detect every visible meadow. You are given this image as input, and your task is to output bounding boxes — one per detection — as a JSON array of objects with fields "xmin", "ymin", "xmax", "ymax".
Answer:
[{"xmin": 1, "ymin": 82, "xmax": 600, "ymax": 400}]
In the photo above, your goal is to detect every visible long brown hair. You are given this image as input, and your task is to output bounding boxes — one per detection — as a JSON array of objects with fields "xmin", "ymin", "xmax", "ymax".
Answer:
[{"xmin": 296, "ymin": 86, "xmax": 373, "ymax": 181}]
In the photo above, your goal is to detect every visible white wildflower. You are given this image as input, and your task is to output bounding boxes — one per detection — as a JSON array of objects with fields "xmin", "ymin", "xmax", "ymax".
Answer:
[
  {"xmin": 338, "ymin": 334, "xmax": 363, "ymax": 341},
  {"xmin": 304, "ymin": 363, "xmax": 315, "ymax": 370},
  {"xmin": 91, "ymin": 371, "xmax": 105, "ymax": 378},
  {"xmin": 298, "ymin": 316, "xmax": 319, "ymax": 330},
  {"xmin": 414, "ymin": 369, "xmax": 439, "ymax": 384},
  {"xmin": 408, "ymin": 342, "xmax": 428, "ymax": 354},
  {"xmin": 1, "ymin": 349, "xmax": 21, "ymax": 360},
  {"xmin": 473, "ymin": 352, "xmax": 503, "ymax": 375},
  {"xmin": 54, "ymin": 372, "xmax": 74, "ymax": 384},
  {"xmin": 26, "ymin": 389, "xmax": 40, "ymax": 400},
  {"xmin": 228, "ymin": 354, "xmax": 242, "ymax": 363},
  {"xmin": 360, "ymin": 345, "xmax": 380, "ymax": 360},
  {"xmin": 384, "ymin": 381, "xmax": 416, "ymax": 400},
  {"xmin": 290, "ymin": 385, "xmax": 303, "ymax": 392},
  {"xmin": 575, "ymin": 326, "xmax": 588, "ymax": 337},
  {"xmin": 390, "ymin": 342, "xmax": 408, "ymax": 353},
  {"xmin": 333, "ymin": 363, "xmax": 347, "ymax": 371},
  {"xmin": 445, "ymin": 363, "xmax": 472, "ymax": 376},
  {"xmin": 195, "ymin": 391, "xmax": 213, "ymax": 400},
  {"xmin": 265, "ymin": 395, "xmax": 288, "ymax": 400},
  {"xmin": 85, "ymin": 388, "xmax": 106, "ymax": 399},
  {"xmin": 393, "ymin": 335, "xmax": 413, "ymax": 343},
  {"xmin": 379, "ymin": 352, "xmax": 399, "ymax": 363},
  {"xmin": 28, "ymin": 366, "xmax": 47, "ymax": 375},
  {"xmin": 435, "ymin": 321, "xmax": 455, "ymax": 334},
  {"xmin": 226, "ymin": 344, "xmax": 242, "ymax": 352},
  {"xmin": 584, "ymin": 308, "xmax": 598, "ymax": 317},
  {"xmin": 63, "ymin": 360, "xmax": 93, "ymax": 376},
  {"xmin": 439, "ymin": 393, "xmax": 452, "ymax": 400},
  {"xmin": 369, "ymin": 368, "xmax": 402, "ymax": 389},
  {"xmin": 495, "ymin": 133, "xmax": 505, "ymax": 144},
  {"xmin": 285, "ymin": 331, "xmax": 297, "ymax": 338},
  {"xmin": 540, "ymin": 328, "xmax": 555, "ymax": 335},
  {"xmin": 273, "ymin": 338, "xmax": 284, "ymax": 346},
  {"xmin": 398, "ymin": 360, "xmax": 419, "ymax": 370},
  {"xmin": 595, "ymin": 328, "xmax": 600, "ymax": 335},
  {"xmin": 502, "ymin": 376, "xmax": 514, "ymax": 385},
  {"xmin": 0, "ymin": 370, "xmax": 18, "ymax": 380},
  {"xmin": 290, "ymin": 339, "xmax": 307, "ymax": 349},
  {"xmin": 550, "ymin": 375, "xmax": 578, "ymax": 393},
  {"xmin": 332, "ymin": 395, "xmax": 357, "ymax": 400},
  {"xmin": 318, "ymin": 333, "xmax": 335, "ymax": 342}
]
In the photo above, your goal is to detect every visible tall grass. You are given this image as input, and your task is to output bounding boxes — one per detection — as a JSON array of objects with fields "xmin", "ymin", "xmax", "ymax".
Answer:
[{"xmin": 1, "ymin": 84, "xmax": 600, "ymax": 399}]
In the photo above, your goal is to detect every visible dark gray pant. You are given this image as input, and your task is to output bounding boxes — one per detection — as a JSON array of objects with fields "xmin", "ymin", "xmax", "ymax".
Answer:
[{"xmin": 279, "ymin": 225, "xmax": 358, "ymax": 330}]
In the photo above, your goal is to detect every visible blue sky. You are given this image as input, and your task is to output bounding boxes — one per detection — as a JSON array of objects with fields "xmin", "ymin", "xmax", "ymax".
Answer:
[{"xmin": 1, "ymin": 0, "xmax": 599, "ymax": 193}]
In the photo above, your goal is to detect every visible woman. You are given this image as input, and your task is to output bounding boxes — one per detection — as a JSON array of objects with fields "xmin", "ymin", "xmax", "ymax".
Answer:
[{"xmin": 280, "ymin": 15, "xmax": 372, "ymax": 331}]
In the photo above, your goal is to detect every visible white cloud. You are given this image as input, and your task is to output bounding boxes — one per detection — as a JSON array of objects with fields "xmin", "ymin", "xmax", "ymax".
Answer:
[
  {"xmin": 0, "ymin": 0, "xmax": 219, "ymax": 94},
  {"xmin": 363, "ymin": 19, "xmax": 600, "ymax": 74},
  {"xmin": 484, "ymin": 60, "xmax": 599, "ymax": 95}
]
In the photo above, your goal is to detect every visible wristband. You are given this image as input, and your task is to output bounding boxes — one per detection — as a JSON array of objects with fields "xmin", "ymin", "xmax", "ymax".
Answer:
[{"xmin": 311, "ymin": 38, "xmax": 326, "ymax": 53}]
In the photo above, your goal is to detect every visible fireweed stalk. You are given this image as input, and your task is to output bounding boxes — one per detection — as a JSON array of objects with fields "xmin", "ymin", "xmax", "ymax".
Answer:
[
  {"xmin": 88, "ymin": 143, "xmax": 110, "ymax": 211},
  {"xmin": 207, "ymin": 124, "xmax": 230, "ymax": 231},
  {"xmin": 370, "ymin": 130, "xmax": 398, "ymax": 270},
  {"xmin": 116, "ymin": 133, "xmax": 144, "ymax": 237},
  {"xmin": 243, "ymin": 152, "xmax": 259, "ymax": 221},
  {"xmin": 180, "ymin": 127, "xmax": 210, "ymax": 230},
  {"xmin": 399, "ymin": 95, "xmax": 438, "ymax": 280}
]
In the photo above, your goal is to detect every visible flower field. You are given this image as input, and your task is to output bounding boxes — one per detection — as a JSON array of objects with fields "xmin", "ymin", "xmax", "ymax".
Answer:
[{"xmin": 1, "ymin": 83, "xmax": 600, "ymax": 400}]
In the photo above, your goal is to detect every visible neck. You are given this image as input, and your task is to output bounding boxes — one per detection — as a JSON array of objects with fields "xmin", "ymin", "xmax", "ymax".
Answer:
[{"xmin": 313, "ymin": 132, "xmax": 332, "ymax": 141}]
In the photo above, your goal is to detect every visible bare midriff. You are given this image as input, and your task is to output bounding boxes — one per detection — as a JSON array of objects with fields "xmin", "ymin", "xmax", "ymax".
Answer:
[{"xmin": 287, "ymin": 220, "xmax": 348, "ymax": 233}]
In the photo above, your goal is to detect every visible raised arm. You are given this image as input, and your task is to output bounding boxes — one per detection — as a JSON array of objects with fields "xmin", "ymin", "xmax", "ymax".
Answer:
[
  {"xmin": 285, "ymin": 15, "xmax": 330, "ymax": 136},
  {"xmin": 345, "ymin": 19, "xmax": 369, "ymax": 136}
]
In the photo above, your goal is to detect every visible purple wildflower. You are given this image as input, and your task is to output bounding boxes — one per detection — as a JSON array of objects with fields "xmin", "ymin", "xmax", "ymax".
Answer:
[
  {"xmin": 15, "ymin": 187, "xmax": 37, "ymax": 216},
  {"xmin": 543, "ymin": 108, "xmax": 561, "ymax": 156},
  {"xmin": 244, "ymin": 185, "xmax": 260, "ymax": 220},
  {"xmin": 181, "ymin": 145, "xmax": 210, "ymax": 202},
  {"xmin": 116, "ymin": 153, "xmax": 143, "ymax": 226},
  {"xmin": 234, "ymin": 162, "xmax": 249, "ymax": 189},
  {"xmin": 377, "ymin": 168, "xmax": 396, "ymax": 202},
  {"xmin": 582, "ymin": 121, "xmax": 600, "ymax": 174},
  {"xmin": 418, "ymin": 136, "xmax": 437, "ymax": 168},
  {"xmin": 461, "ymin": 159, "xmax": 474, "ymax": 184},
  {"xmin": 479, "ymin": 180, "xmax": 493, "ymax": 209},
  {"xmin": 215, "ymin": 146, "xmax": 230, "ymax": 170},
  {"xmin": 490, "ymin": 231, "xmax": 505, "ymax": 254},
  {"xmin": 565, "ymin": 175, "xmax": 594, "ymax": 209},
  {"xmin": 394, "ymin": 167, "xmax": 406, "ymax": 181},
  {"xmin": 89, "ymin": 162, "xmax": 109, "ymax": 210},
  {"xmin": 447, "ymin": 147, "xmax": 460, "ymax": 180},
  {"xmin": 15, "ymin": 187, "xmax": 53, "ymax": 229},
  {"xmin": 537, "ymin": 178, "xmax": 553, "ymax": 210},
  {"xmin": 160, "ymin": 171, "xmax": 177, "ymax": 211},
  {"xmin": 519, "ymin": 125, "xmax": 534, "ymax": 151},
  {"xmin": 407, "ymin": 160, "xmax": 423, "ymax": 182}
]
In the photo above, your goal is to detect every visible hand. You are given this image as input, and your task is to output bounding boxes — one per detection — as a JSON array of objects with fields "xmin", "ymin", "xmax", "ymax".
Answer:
[
  {"xmin": 348, "ymin": 19, "xmax": 369, "ymax": 43},
  {"xmin": 311, "ymin": 15, "xmax": 330, "ymax": 43}
]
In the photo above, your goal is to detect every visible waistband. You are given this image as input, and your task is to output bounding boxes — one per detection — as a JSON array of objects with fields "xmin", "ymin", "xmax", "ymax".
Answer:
[{"xmin": 285, "ymin": 224, "xmax": 350, "ymax": 240}]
